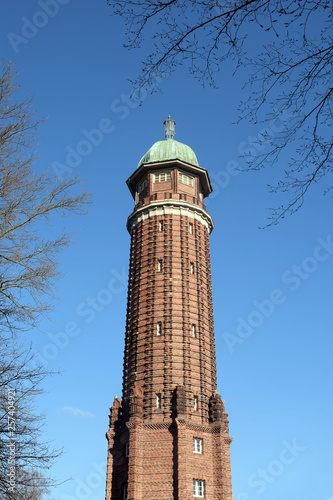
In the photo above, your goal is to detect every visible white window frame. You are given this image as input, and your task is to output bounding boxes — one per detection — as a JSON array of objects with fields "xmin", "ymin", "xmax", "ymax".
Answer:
[
  {"xmin": 193, "ymin": 479, "xmax": 204, "ymax": 498},
  {"xmin": 154, "ymin": 172, "xmax": 171, "ymax": 183},
  {"xmin": 157, "ymin": 322, "xmax": 162, "ymax": 336},
  {"xmin": 193, "ymin": 438, "xmax": 202, "ymax": 454},
  {"xmin": 179, "ymin": 171, "xmax": 194, "ymax": 187}
]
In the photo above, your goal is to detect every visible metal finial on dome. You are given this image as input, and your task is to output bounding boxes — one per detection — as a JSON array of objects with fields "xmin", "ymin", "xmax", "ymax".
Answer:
[{"xmin": 164, "ymin": 115, "xmax": 176, "ymax": 140}]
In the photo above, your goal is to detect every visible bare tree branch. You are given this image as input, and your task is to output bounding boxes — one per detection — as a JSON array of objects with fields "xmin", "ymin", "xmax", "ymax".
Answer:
[
  {"xmin": 0, "ymin": 61, "xmax": 91, "ymax": 331},
  {"xmin": 0, "ymin": 336, "xmax": 60, "ymax": 499},
  {"xmin": 107, "ymin": 0, "xmax": 333, "ymax": 225}
]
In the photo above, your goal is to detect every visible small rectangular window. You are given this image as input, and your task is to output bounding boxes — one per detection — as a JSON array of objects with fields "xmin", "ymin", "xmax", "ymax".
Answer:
[
  {"xmin": 157, "ymin": 322, "xmax": 162, "ymax": 336},
  {"xmin": 159, "ymin": 221, "xmax": 163, "ymax": 231},
  {"xmin": 179, "ymin": 172, "xmax": 194, "ymax": 187},
  {"xmin": 191, "ymin": 324, "xmax": 196, "ymax": 338},
  {"xmin": 190, "ymin": 262, "xmax": 194, "ymax": 275},
  {"xmin": 156, "ymin": 393, "xmax": 161, "ymax": 409},
  {"xmin": 154, "ymin": 172, "xmax": 171, "ymax": 183},
  {"xmin": 193, "ymin": 438, "xmax": 202, "ymax": 454},
  {"xmin": 194, "ymin": 396, "xmax": 198, "ymax": 412},
  {"xmin": 125, "ymin": 442, "xmax": 129, "ymax": 458},
  {"xmin": 189, "ymin": 223, "xmax": 193, "ymax": 234},
  {"xmin": 193, "ymin": 479, "xmax": 204, "ymax": 497},
  {"xmin": 158, "ymin": 260, "xmax": 163, "ymax": 272},
  {"xmin": 138, "ymin": 178, "xmax": 147, "ymax": 194}
]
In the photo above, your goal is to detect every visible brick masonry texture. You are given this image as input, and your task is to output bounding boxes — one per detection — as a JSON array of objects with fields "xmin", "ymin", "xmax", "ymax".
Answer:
[{"xmin": 105, "ymin": 163, "xmax": 233, "ymax": 500}]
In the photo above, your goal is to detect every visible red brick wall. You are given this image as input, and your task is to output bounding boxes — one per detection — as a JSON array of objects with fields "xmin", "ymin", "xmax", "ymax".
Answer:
[
  {"xmin": 106, "ymin": 418, "xmax": 232, "ymax": 499},
  {"xmin": 122, "ymin": 212, "xmax": 218, "ymax": 422}
]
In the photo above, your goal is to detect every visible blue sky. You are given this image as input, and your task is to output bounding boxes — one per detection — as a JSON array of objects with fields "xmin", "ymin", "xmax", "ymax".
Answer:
[{"xmin": 1, "ymin": 2, "xmax": 333, "ymax": 499}]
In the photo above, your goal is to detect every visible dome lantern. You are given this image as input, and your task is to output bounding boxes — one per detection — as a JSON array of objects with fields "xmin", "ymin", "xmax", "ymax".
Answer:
[{"xmin": 163, "ymin": 115, "xmax": 176, "ymax": 139}]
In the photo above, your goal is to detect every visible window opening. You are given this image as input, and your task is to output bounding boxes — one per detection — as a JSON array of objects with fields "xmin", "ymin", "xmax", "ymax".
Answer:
[
  {"xmin": 193, "ymin": 480, "xmax": 204, "ymax": 497},
  {"xmin": 193, "ymin": 438, "xmax": 202, "ymax": 454},
  {"xmin": 154, "ymin": 172, "xmax": 171, "ymax": 183},
  {"xmin": 122, "ymin": 482, "xmax": 128, "ymax": 500},
  {"xmin": 179, "ymin": 172, "xmax": 194, "ymax": 187},
  {"xmin": 138, "ymin": 178, "xmax": 147, "ymax": 194}
]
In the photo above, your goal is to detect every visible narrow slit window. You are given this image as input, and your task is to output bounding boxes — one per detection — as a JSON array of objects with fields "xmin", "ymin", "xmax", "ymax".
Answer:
[
  {"xmin": 189, "ymin": 223, "xmax": 193, "ymax": 234},
  {"xmin": 156, "ymin": 393, "xmax": 161, "ymax": 409},
  {"xmin": 125, "ymin": 442, "xmax": 129, "ymax": 458},
  {"xmin": 191, "ymin": 324, "xmax": 196, "ymax": 338},
  {"xmin": 159, "ymin": 221, "xmax": 163, "ymax": 232},
  {"xmin": 193, "ymin": 438, "xmax": 202, "ymax": 454},
  {"xmin": 157, "ymin": 322, "xmax": 162, "ymax": 336},
  {"xmin": 194, "ymin": 396, "xmax": 198, "ymax": 412},
  {"xmin": 158, "ymin": 260, "xmax": 163, "ymax": 272},
  {"xmin": 122, "ymin": 482, "xmax": 128, "ymax": 500},
  {"xmin": 190, "ymin": 262, "xmax": 194, "ymax": 275}
]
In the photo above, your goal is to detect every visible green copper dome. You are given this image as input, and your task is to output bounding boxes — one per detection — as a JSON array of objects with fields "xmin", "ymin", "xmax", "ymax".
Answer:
[
  {"xmin": 137, "ymin": 139, "xmax": 199, "ymax": 169},
  {"xmin": 137, "ymin": 115, "xmax": 199, "ymax": 168}
]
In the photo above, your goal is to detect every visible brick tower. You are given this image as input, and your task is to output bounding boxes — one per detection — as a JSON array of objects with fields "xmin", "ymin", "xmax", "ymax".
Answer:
[{"xmin": 105, "ymin": 117, "xmax": 232, "ymax": 500}]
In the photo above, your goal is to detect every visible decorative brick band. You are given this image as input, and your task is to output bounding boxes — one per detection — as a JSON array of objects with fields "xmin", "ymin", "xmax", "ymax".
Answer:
[
  {"xmin": 127, "ymin": 199, "xmax": 214, "ymax": 234},
  {"xmin": 175, "ymin": 419, "xmax": 231, "ymax": 435},
  {"xmin": 127, "ymin": 422, "xmax": 171, "ymax": 431}
]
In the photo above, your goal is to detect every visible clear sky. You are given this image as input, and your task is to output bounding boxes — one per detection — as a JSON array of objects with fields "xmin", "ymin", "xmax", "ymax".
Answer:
[{"xmin": 1, "ymin": 2, "xmax": 332, "ymax": 500}]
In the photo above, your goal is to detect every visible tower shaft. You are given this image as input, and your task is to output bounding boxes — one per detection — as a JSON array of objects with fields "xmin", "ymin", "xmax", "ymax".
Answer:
[{"xmin": 105, "ymin": 124, "xmax": 233, "ymax": 500}]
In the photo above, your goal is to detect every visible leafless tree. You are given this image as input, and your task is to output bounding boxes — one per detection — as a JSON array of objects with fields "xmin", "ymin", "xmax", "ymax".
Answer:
[
  {"xmin": 108, "ymin": 0, "xmax": 333, "ymax": 225},
  {"xmin": 0, "ymin": 61, "xmax": 90, "ymax": 332},
  {"xmin": 0, "ymin": 337, "xmax": 59, "ymax": 499},
  {"xmin": 0, "ymin": 61, "xmax": 90, "ymax": 496},
  {"xmin": 6, "ymin": 469, "xmax": 50, "ymax": 500}
]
